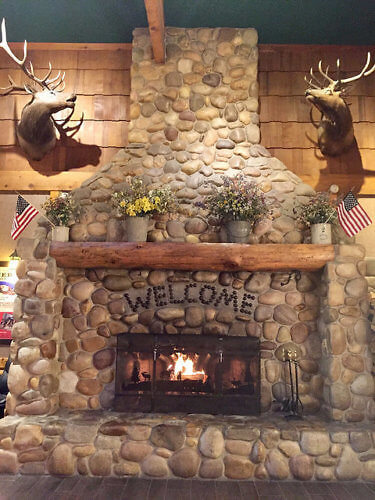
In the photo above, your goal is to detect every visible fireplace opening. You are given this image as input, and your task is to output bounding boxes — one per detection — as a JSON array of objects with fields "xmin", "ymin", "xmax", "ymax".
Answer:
[{"xmin": 115, "ymin": 334, "xmax": 260, "ymax": 415}]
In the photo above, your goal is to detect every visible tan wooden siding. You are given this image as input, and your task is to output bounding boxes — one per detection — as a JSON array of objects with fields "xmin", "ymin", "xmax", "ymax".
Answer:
[
  {"xmin": 259, "ymin": 44, "xmax": 375, "ymax": 195},
  {"xmin": 260, "ymin": 96, "xmax": 375, "ymax": 123},
  {"xmin": 1, "ymin": 43, "xmax": 375, "ymax": 194},
  {"xmin": 0, "ymin": 44, "xmax": 131, "ymax": 191}
]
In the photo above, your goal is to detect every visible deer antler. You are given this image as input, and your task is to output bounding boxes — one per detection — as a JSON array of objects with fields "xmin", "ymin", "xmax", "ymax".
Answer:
[
  {"xmin": 307, "ymin": 52, "xmax": 375, "ymax": 90},
  {"xmin": 317, "ymin": 61, "xmax": 336, "ymax": 85},
  {"xmin": 54, "ymin": 110, "xmax": 84, "ymax": 139},
  {"xmin": 28, "ymin": 62, "xmax": 66, "ymax": 91},
  {"xmin": 0, "ymin": 75, "xmax": 29, "ymax": 95},
  {"xmin": 340, "ymin": 52, "xmax": 375, "ymax": 82},
  {"xmin": 304, "ymin": 68, "xmax": 325, "ymax": 90},
  {"xmin": 306, "ymin": 52, "xmax": 375, "ymax": 97},
  {"xmin": 49, "ymin": 72, "xmax": 66, "ymax": 91},
  {"xmin": 0, "ymin": 18, "xmax": 27, "ymax": 66},
  {"xmin": 0, "ymin": 18, "xmax": 64, "ymax": 92}
]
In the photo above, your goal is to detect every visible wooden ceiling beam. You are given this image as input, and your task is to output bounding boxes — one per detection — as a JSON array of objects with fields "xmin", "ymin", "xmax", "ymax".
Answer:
[{"xmin": 144, "ymin": 0, "xmax": 165, "ymax": 63}]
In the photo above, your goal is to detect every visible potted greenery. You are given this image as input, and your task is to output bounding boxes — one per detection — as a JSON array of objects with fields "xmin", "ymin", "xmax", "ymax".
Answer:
[
  {"xmin": 295, "ymin": 192, "xmax": 338, "ymax": 244},
  {"xmin": 42, "ymin": 191, "xmax": 79, "ymax": 241},
  {"xmin": 197, "ymin": 174, "xmax": 270, "ymax": 243},
  {"xmin": 112, "ymin": 177, "xmax": 177, "ymax": 242}
]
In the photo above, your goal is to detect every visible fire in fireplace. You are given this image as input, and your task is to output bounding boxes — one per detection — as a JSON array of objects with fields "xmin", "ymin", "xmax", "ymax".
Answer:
[
  {"xmin": 115, "ymin": 334, "xmax": 260, "ymax": 415},
  {"xmin": 167, "ymin": 352, "xmax": 206, "ymax": 381}
]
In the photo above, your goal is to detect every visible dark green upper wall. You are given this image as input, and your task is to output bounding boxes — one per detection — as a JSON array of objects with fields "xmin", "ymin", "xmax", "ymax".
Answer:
[{"xmin": 0, "ymin": 0, "xmax": 374, "ymax": 45}]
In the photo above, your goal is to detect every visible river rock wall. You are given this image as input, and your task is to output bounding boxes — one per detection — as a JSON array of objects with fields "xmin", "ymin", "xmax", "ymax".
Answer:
[
  {"xmin": 60, "ymin": 266, "xmax": 322, "ymax": 414},
  {"xmin": 69, "ymin": 27, "xmax": 314, "ymax": 244}
]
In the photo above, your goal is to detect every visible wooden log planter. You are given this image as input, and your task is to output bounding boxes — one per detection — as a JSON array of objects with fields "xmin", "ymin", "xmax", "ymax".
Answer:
[{"xmin": 49, "ymin": 242, "xmax": 335, "ymax": 272}]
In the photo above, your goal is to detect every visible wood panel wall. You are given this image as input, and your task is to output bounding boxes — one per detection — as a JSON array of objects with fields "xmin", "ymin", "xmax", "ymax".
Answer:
[
  {"xmin": 259, "ymin": 45, "xmax": 375, "ymax": 195},
  {"xmin": 0, "ymin": 43, "xmax": 374, "ymax": 195},
  {"xmin": 0, "ymin": 43, "xmax": 131, "ymax": 191}
]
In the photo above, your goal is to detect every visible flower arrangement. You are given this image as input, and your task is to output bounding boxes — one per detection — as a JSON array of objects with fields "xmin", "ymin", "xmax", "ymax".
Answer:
[
  {"xmin": 197, "ymin": 174, "xmax": 269, "ymax": 225},
  {"xmin": 295, "ymin": 192, "xmax": 338, "ymax": 227},
  {"xmin": 42, "ymin": 191, "xmax": 79, "ymax": 226},
  {"xmin": 112, "ymin": 177, "xmax": 177, "ymax": 217}
]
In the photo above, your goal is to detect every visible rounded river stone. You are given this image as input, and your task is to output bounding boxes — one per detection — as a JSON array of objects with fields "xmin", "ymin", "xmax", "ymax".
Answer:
[
  {"xmin": 168, "ymin": 448, "xmax": 200, "ymax": 478},
  {"xmin": 93, "ymin": 349, "xmax": 115, "ymax": 370},
  {"xmin": 199, "ymin": 426, "xmax": 224, "ymax": 458},
  {"xmin": 151, "ymin": 424, "xmax": 185, "ymax": 451}
]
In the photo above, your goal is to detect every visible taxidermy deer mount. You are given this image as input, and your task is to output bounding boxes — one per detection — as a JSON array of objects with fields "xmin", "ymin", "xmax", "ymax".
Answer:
[
  {"xmin": 0, "ymin": 18, "xmax": 83, "ymax": 161},
  {"xmin": 305, "ymin": 53, "xmax": 375, "ymax": 157}
]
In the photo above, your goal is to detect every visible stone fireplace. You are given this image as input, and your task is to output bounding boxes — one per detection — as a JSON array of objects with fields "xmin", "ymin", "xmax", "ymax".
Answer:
[
  {"xmin": 0, "ymin": 26, "xmax": 375, "ymax": 481},
  {"xmin": 30, "ymin": 249, "xmax": 369, "ymax": 424}
]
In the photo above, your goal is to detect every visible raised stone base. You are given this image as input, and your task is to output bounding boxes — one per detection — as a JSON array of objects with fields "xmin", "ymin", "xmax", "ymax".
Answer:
[{"xmin": 0, "ymin": 411, "xmax": 375, "ymax": 481}]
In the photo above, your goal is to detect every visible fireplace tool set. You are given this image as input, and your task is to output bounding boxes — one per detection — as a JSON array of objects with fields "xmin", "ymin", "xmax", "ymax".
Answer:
[
  {"xmin": 281, "ymin": 346, "xmax": 303, "ymax": 420},
  {"xmin": 279, "ymin": 271, "xmax": 303, "ymax": 419}
]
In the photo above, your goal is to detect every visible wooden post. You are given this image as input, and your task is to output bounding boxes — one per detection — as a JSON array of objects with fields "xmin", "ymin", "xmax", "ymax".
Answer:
[{"xmin": 144, "ymin": 0, "xmax": 165, "ymax": 63}]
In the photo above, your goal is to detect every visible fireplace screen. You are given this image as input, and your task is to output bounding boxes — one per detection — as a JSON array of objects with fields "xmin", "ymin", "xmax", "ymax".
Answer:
[{"xmin": 115, "ymin": 334, "xmax": 260, "ymax": 415}]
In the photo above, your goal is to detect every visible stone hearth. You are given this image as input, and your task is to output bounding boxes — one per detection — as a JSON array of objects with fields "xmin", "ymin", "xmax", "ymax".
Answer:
[{"xmin": 1, "ymin": 412, "xmax": 375, "ymax": 480}]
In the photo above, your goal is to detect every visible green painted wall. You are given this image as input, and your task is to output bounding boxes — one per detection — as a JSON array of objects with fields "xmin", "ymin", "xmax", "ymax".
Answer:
[{"xmin": 0, "ymin": 0, "xmax": 374, "ymax": 44}]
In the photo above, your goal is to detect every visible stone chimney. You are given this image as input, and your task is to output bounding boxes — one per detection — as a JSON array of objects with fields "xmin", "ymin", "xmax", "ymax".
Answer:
[{"xmin": 70, "ymin": 27, "xmax": 314, "ymax": 244}]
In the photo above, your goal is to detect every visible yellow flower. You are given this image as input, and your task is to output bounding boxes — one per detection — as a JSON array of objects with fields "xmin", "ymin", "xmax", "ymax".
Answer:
[
  {"xmin": 119, "ymin": 200, "xmax": 126, "ymax": 207},
  {"xmin": 134, "ymin": 197, "xmax": 155, "ymax": 213},
  {"xmin": 126, "ymin": 204, "xmax": 136, "ymax": 216},
  {"xmin": 50, "ymin": 191, "xmax": 59, "ymax": 200}
]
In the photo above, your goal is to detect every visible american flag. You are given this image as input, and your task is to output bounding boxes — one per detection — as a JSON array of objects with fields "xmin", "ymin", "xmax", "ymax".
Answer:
[
  {"xmin": 11, "ymin": 195, "xmax": 39, "ymax": 240},
  {"xmin": 336, "ymin": 191, "xmax": 372, "ymax": 237}
]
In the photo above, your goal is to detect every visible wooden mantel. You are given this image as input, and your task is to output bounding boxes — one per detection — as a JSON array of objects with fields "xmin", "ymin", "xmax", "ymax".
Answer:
[{"xmin": 49, "ymin": 242, "xmax": 335, "ymax": 272}]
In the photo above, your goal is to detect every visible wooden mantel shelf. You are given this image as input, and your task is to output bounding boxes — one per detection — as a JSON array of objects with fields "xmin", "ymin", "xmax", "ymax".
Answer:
[{"xmin": 49, "ymin": 242, "xmax": 335, "ymax": 272}]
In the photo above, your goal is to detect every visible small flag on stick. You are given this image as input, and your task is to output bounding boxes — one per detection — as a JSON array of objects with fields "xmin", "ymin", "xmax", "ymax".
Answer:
[
  {"xmin": 336, "ymin": 191, "xmax": 372, "ymax": 237},
  {"xmin": 11, "ymin": 195, "xmax": 39, "ymax": 240}
]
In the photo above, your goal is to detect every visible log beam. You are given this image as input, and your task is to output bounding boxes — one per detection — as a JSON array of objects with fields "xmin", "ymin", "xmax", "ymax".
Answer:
[
  {"xmin": 144, "ymin": 0, "xmax": 165, "ymax": 63},
  {"xmin": 50, "ymin": 242, "xmax": 335, "ymax": 272}
]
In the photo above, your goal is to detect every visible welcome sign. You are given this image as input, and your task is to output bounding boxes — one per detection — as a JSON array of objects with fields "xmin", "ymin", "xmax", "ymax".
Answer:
[{"xmin": 123, "ymin": 283, "xmax": 256, "ymax": 315}]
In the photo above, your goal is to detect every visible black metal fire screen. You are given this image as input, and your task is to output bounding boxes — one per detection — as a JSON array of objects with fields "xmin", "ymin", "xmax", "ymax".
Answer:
[{"xmin": 115, "ymin": 333, "xmax": 260, "ymax": 415}]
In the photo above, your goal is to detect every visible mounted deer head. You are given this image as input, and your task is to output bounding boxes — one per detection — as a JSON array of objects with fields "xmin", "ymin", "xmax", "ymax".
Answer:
[
  {"xmin": 0, "ymin": 19, "xmax": 82, "ymax": 161},
  {"xmin": 305, "ymin": 53, "xmax": 375, "ymax": 157}
]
